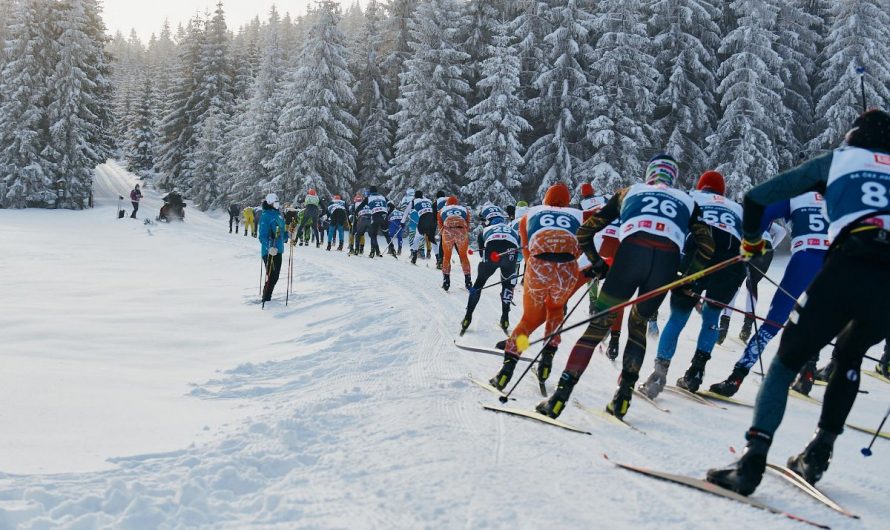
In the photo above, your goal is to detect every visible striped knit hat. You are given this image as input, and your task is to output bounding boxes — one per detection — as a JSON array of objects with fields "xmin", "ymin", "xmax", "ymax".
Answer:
[{"xmin": 645, "ymin": 154, "xmax": 679, "ymax": 186}]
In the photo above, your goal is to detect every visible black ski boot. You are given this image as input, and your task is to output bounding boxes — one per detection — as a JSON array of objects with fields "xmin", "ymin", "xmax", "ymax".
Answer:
[
  {"xmin": 490, "ymin": 355, "xmax": 519, "ymax": 390},
  {"xmin": 460, "ymin": 312, "xmax": 472, "ymax": 336},
  {"xmin": 536, "ymin": 344, "xmax": 558, "ymax": 383},
  {"xmin": 436, "ymin": 256, "xmax": 443, "ymax": 270},
  {"xmin": 326, "ymin": 242, "xmax": 332, "ymax": 251},
  {"xmin": 388, "ymin": 246, "xmax": 398, "ymax": 258},
  {"xmin": 677, "ymin": 349, "xmax": 711, "ymax": 393},
  {"xmin": 814, "ymin": 359, "xmax": 835, "ymax": 382},
  {"xmin": 464, "ymin": 274, "xmax": 472, "ymax": 290},
  {"xmin": 499, "ymin": 306, "xmax": 510, "ymax": 334},
  {"xmin": 442, "ymin": 274, "xmax": 451, "ymax": 292},
  {"xmin": 709, "ymin": 364, "xmax": 749, "ymax": 397},
  {"xmin": 739, "ymin": 316, "xmax": 754, "ymax": 343},
  {"xmin": 791, "ymin": 360, "xmax": 816, "ymax": 396},
  {"xmin": 495, "ymin": 339, "xmax": 507, "ymax": 350},
  {"xmin": 337, "ymin": 242, "xmax": 343, "ymax": 252},
  {"xmin": 878, "ymin": 344, "xmax": 890, "ymax": 377},
  {"xmin": 536, "ymin": 372, "xmax": 578, "ymax": 418},
  {"xmin": 410, "ymin": 250, "xmax": 418, "ymax": 264},
  {"xmin": 638, "ymin": 358, "xmax": 670, "ymax": 399},
  {"xmin": 606, "ymin": 371, "xmax": 636, "ymax": 419},
  {"xmin": 717, "ymin": 315, "xmax": 731, "ymax": 345},
  {"xmin": 787, "ymin": 429, "xmax": 836, "ymax": 485},
  {"xmin": 606, "ymin": 331, "xmax": 621, "ymax": 360},
  {"xmin": 707, "ymin": 429, "xmax": 772, "ymax": 496}
]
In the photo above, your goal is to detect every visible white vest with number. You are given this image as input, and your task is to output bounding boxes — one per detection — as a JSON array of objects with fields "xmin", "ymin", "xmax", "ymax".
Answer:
[
  {"xmin": 619, "ymin": 183, "xmax": 694, "ymax": 249},
  {"xmin": 825, "ymin": 147, "xmax": 890, "ymax": 239},
  {"xmin": 690, "ymin": 190, "xmax": 743, "ymax": 241}
]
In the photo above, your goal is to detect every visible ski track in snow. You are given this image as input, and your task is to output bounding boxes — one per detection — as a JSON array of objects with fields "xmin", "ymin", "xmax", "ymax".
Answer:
[{"xmin": 0, "ymin": 160, "xmax": 886, "ymax": 529}]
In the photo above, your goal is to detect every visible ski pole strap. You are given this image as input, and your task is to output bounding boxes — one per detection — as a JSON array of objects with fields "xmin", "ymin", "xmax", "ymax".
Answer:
[{"xmin": 527, "ymin": 254, "xmax": 746, "ymax": 349}]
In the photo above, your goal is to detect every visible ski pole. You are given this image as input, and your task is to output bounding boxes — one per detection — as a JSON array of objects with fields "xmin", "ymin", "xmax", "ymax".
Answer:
[
  {"xmin": 861, "ymin": 404, "xmax": 890, "ymax": 457},
  {"xmin": 470, "ymin": 273, "xmax": 525, "ymax": 294},
  {"xmin": 745, "ymin": 265, "xmax": 767, "ymax": 379},
  {"xmin": 695, "ymin": 294, "xmax": 786, "ymax": 329},
  {"xmin": 286, "ymin": 240, "xmax": 293, "ymax": 306},
  {"xmin": 521, "ymin": 255, "xmax": 746, "ymax": 352},
  {"xmin": 501, "ymin": 280, "xmax": 594, "ymax": 402}
]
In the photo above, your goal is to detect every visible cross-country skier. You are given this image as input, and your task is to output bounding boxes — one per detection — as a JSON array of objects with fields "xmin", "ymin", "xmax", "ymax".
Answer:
[
  {"xmin": 462, "ymin": 209, "xmax": 518, "ymax": 335},
  {"xmin": 401, "ymin": 190, "xmax": 439, "ymax": 265},
  {"xmin": 707, "ymin": 109, "xmax": 890, "ymax": 494},
  {"xmin": 489, "ymin": 183, "xmax": 587, "ymax": 390},
  {"xmin": 708, "ymin": 191, "xmax": 830, "ymax": 397},
  {"xmin": 297, "ymin": 189, "xmax": 321, "ymax": 247},
  {"xmin": 228, "ymin": 203, "xmax": 241, "ymax": 233},
  {"xmin": 129, "ymin": 184, "xmax": 143, "ymax": 219},
  {"xmin": 387, "ymin": 189, "xmax": 412, "ymax": 255},
  {"xmin": 258, "ymin": 193, "xmax": 288, "ymax": 303},
  {"xmin": 242, "ymin": 205, "xmax": 257, "ymax": 237},
  {"xmin": 637, "ymin": 170, "xmax": 746, "ymax": 399},
  {"xmin": 326, "ymin": 195, "xmax": 347, "ymax": 251},
  {"xmin": 536, "ymin": 155, "xmax": 714, "ymax": 419},
  {"xmin": 349, "ymin": 193, "xmax": 371, "ymax": 256},
  {"xmin": 354, "ymin": 186, "xmax": 393, "ymax": 258},
  {"xmin": 438, "ymin": 196, "xmax": 473, "ymax": 291},
  {"xmin": 435, "ymin": 191, "xmax": 448, "ymax": 269}
]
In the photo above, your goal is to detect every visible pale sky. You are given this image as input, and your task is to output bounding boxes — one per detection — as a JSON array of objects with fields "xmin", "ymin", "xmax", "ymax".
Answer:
[{"xmin": 102, "ymin": 1, "xmax": 360, "ymax": 41}]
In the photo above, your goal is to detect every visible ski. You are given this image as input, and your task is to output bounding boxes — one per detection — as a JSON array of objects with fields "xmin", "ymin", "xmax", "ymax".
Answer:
[
  {"xmin": 454, "ymin": 340, "xmax": 534, "ymax": 363},
  {"xmin": 789, "ymin": 389, "xmax": 821, "ymax": 405},
  {"xmin": 633, "ymin": 389, "xmax": 670, "ymax": 413},
  {"xmin": 863, "ymin": 367, "xmax": 889, "ymax": 384},
  {"xmin": 534, "ymin": 375, "xmax": 548, "ymax": 397},
  {"xmin": 603, "ymin": 455, "xmax": 830, "ymax": 529},
  {"xmin": 664, "ymin": 385, "xmax": 725, "ymax": 409},
  {"xmin": 574, "ymin": 400, "xmax": 645, "ymax": 434},
  {"xmin": 844, "ymin": 422, "xmax": 890, "ymax": 440},
  {"xmin": 696, "ymin": 389, "xmax": 754, "ymax": 408},
  {"xmin": 481, "ymin": 403, "xmax": 591, "ymax": 435},
  {"xmin": 765, "ymin": 463, "xmax": 858, "ymax": 519},
  {"xmin": 468, "ymin": 374, "xmax": 515, "ymax": 401}
]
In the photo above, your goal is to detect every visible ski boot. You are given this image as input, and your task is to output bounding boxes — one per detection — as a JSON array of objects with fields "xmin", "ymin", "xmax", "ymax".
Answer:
[
  {"xmin": 398, "ymin": 246, "xmax": 403, "ymax": 256},
  {"xmin": 536, "ymin": 344, "xmax": 558, "ymax": 383},
  {"xmin": 791, "ymin": 360, "xmax": 816, "ymax": 396},
  {"xmin": 787, "ymin": 429, "xmax": 836, "ymax": 485},
  {"xmin": 717, "ymin": 315, "xmax": 731, "ymax": 345},
  {"xmin": 442, "ymin": 274, "xmax": 451, "ymax": 292},
  {"xmin": 706, "ymin": 429, "xmax": 772, "ymax": 496},
  {"xmin": 814, "ymin": 359, "xmax": 835, "ymax": 382},
  {"xmin": 495, "ymin": 339, "xmax": 507, "ymax": 351},
  {"xmin": 879, "ymin": 344, "xmax": 890, "ymax": 377},
  {"xmin": 536, "ymin": 372, "xmax": 578, "ymax": 418},
  {"xmin": 326, "ymin": 242, "xmax": 332, "ymax": 251},
  {"xmin": 739, "ymin": 316, "xmax": 754, "ymax": 343},
  {"xmin": 464, "ymin": 274, "xmax": 472, "ymax": 290},
  {"xmin": 499, "ymin": 307, "xmax": 510, "ymax": 334},
  {"xmin": 337, "ymin": 242, "xmax": 343, "ymax": 252},
  {"xmin": 638, "ymin": 358, "xmax": 670, "ymax": 399},
  {"xmin": 436, "ymin": 257, "xmax": 443, "ymax": 270},
  {"xmin": 709, "ymin": 364, "xmax": 749, "ymax": 397},
  {"xmin": 676, "ymin": 349, "xmax": 711, "ymax": 393},
  {"xmin": 316, "ymin": 241, "xmax": 321, "ymax": 248},
  {"xmin": 490, "ymin": 355, "xmax": 519, "ymax": 390},
  {"xmin": 647, "ymin": 316, "xmax": 659, "ymax": 339},
  {"xmin": 460, "ymin": 312, "xmax": 472, "ymax": 336},
  {"xmin": 607, "ymin": 372, "xmax": 637, "ymax": 419},
  {"xmin": 606, "ymin": 331, "xmax": 621, "ymax": 361},
  {"xmin": 388, "ymin": 246, "xmax": 398, "ymax": 258},
  {"xmin": 298, "ymin": 240, "xmax": 304, "ymax": 247},
  {"xmin": 410, "ymin": 250, "xmax": 418, "ymax": 264}
]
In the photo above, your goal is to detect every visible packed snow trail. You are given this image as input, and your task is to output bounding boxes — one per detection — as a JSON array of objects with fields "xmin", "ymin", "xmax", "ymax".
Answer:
[{"xmin": 0, "ymin": 161, "xmax": 886, "ymax": 529}]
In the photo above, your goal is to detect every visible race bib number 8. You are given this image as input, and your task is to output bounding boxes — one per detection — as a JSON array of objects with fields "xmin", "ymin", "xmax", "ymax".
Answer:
[{"xmin": 862, "ymin": 182, "xmax": 890, "ymax": 208}]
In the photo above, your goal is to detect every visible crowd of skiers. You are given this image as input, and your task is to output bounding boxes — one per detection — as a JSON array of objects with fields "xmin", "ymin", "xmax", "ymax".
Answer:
[{"xmin": 243, "ymin": 110, "xmax": 890, "ymax": 499}]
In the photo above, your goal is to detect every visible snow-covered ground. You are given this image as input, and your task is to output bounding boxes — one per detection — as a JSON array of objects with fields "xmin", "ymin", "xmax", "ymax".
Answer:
[{"xmin": 0, "ymin": 160, "xmax": 886, "ymax": 529}]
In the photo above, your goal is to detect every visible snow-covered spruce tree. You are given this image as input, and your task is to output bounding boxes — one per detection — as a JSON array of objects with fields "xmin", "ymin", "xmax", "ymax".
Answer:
[
  {"xmin": 0, "ymin": 0, "xmax": 57, "ymax": 208},
  {"xmin": 229, "ymin": 6, "xmax": 286, "ymax": 203},
  {"xmin": 271, "ymin": 0, "xmax": 357, "ymax": 200},
  {"xmin": 190, "ymin": 106, "xmax": 225, "ymax": 210},
  {"xmin": 156, "ymin": 17, "xmax": 204, "ymax": 191},
  {"xmin": 380, "ymin": 0, "xmax": 419, "ymax": 102},
  {"xmin": 522, "ymin": 0, "xmax": 591, "ymax": 197},
  {"xmin": 463, "ymin": 24, "xmax": 527, "ymax": 205},
  {"xmin": 810, "ymin": 0, "xmax": 890, "ymax": 152},
  {"xmin": 774, "ymin": 0, "xmax": 821, "ymax": 164},
  {"xmin": 460, "ymin": 0, "xmax": 501, "ymax": 111},
  {"xmin": 582, "ymin": 0, "xmax": 658, "ymax": 193},
  {"xmin": 0, "ymin": 0, "xmax": 19, "ymax": 71},
  {"xmin": 353, "ymin": 0, "xmax": 392, "ymax": 188},
  {"xmin": 231, "ymin": 17, "xmax": 261, "ymax": 103},
  {"xmin": 146, "ymin": 20, "xmax": 178, "ymax": 163},
  {"xmin": 386, "ymin": 0, "xmax": 469, "ymax": 194},
  {"xmin": 80, "ymin": 0, "xmax": 115, "ymax": 165},
  {"xmin": 647, "ymin": 0, "xmax": 720, "ymax": 186},
  {"xmin": 46, "ymin": 0, "xmax": 114, "ymax": 208},
  {"xmin": 126, "ymin": 76, "xmax": 156, "ymax": 175},
  {"xmin": 708, "ymin": 0, "xmax": 788, "ymax": 200}
]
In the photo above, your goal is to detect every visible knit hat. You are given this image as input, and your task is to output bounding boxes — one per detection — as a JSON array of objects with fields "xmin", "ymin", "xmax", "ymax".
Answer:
[
  {"xmin": 580, "ymin": 183, "xmax": 594, "ymax": 197},
  {"xmin": 847, "ymin": 109, "xmax": 890, "ymax": 152},
  {"xmin": 645, "ymin": 154, "xmax": 679, "ymax": 186},
  {"xmin": 333, "ymin": 194, "xmax": 341, "ymax": 200},
  {"xmin": 516, "ymin": 201, "xmax": 528, "ymax": 208},
  {"xmin": 446, "ymin": 196, "xmax": 459, "ymax": 206},
  {"xmin": 308, "ymin": 189, "xmax": 317, "ymax": 196},
  {"xmin": 414, "ymin": 190, "xmax": 423, "ymax": 199},
  {"xmin": 543, "ymin": 183, "xmax": 571, "ymax": 207},
  {"xmin": 696, "ymin": 170, "xmax": 725, "ymax": 196},
  {"xmin": 264, "ymin": 193, "xmax": 279, "ymax": 208},
  {"xmin": 369, "ymin": 185, "xmax": 378, "ymax": 194}
]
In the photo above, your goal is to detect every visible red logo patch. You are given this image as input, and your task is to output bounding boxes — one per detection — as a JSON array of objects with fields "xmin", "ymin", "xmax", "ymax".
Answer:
[
  {"xmin": 794, "ymin": 241, "xmax": 803, "ymax": 248},
  {"xmin": 656, "ymin": 222, "xmax": 666, "ymax": 231},
  {"xmin": 640, "ymin": 220, "xmax": 652, "ymax": 229},
  {"xmin": 875, "ymin": 154, "xmax": 890, "ymax": 165},
  {"xmin": 808, "ymin": 238, "xmax": 819, "ymax": 246}
]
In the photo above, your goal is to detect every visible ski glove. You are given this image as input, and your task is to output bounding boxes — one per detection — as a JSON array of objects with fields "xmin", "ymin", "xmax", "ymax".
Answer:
[
  {"xmin": 583, "ymin": 257, "xmax": 609, "ymax": 279},
  {"xmin": 740, "ymin": 237, "xmax": 766, "ymax": 260},
  {"xmin": 268, "ymin": 247, "xmax": 279, "ymax": 257}
]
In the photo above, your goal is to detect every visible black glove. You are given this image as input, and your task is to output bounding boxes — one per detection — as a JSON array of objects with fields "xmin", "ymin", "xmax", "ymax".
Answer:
[{"xmin": 584, "ymin": 257, "xmax": 609, "ymax": 279}]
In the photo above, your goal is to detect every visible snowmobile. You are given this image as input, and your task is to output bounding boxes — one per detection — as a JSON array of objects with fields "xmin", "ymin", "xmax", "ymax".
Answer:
[{"xmin": 158, "ymin": 191, "xmax": 186, "ymax": 222}]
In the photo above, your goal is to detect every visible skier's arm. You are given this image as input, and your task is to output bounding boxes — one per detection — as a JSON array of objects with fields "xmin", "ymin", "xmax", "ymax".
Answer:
[
  {"xmin": 743, "ymin": 153, "xmax": 833, "ymax": 240},
  {"xmin": 685, "ymin": 204, "xmax": 716, "ymax": 275},
  {"xmin": 577, "ymin": 190, "xmax": 623, "ymax": 264},
  {"xmin": 519, "ymin": 216, "xmax": 530, "ymax": 262}
]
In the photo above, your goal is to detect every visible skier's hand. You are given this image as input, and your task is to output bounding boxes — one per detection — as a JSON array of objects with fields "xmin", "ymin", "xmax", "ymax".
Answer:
[
  {"xmin": 584, "ymin": 257, "xmax": 609, "ymax": 279},
  {"xmin": 740, "ymin": 236, "xmax": 766, "ymax": 260},
  {"xmin": 268, "ymin": 247, "xmax": 279, "ymax": 257}
]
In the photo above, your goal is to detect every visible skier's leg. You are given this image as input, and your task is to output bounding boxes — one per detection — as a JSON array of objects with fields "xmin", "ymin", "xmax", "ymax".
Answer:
[
  {"xmin": 466, "ymin": 261, "xmax": 497, "ymax": 316},
  {"xmin": 656, "ymin": 293, "xmax": 697, "ymax": 362}
]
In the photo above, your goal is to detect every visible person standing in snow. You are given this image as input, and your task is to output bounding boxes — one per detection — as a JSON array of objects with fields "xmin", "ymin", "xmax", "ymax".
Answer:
[
  {"xmin": 400, "ymin": 190, "xmax": 439, "ymax": 265},
  {"xmin": 129, "ymin": 184, "xmax": 143, "ymax": 219},
  {"xmin": 242, "ymin": 205, "xmax": 256, "ymax": 237},
  {"xmin": 298, "ymin": 189, "xmax": 322, "ymax": 247},
  {"xmin": 258, "ymin": 193, "xmax": 288, "ymax": 303},
  {"xmin": 228, "ymin": 203, "xmax": 241, "ymax": 233},
  {"xmin": 326, "ymin": 195, "xmax": 347, "ymax": 251},
  {"xmin": 438, "ymin": 196, "xmax": 473, "ymax": 291}
]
